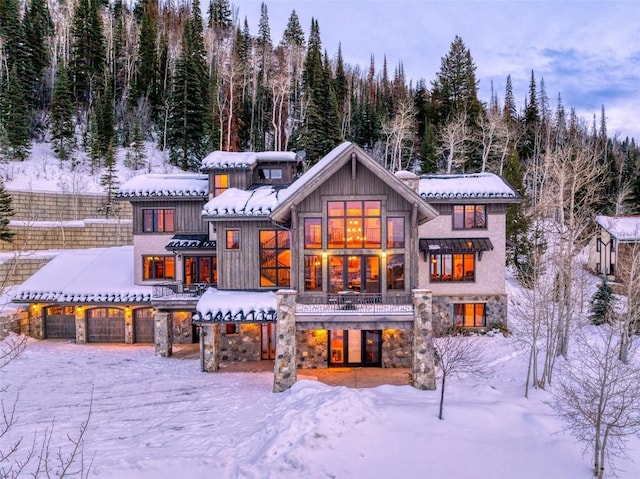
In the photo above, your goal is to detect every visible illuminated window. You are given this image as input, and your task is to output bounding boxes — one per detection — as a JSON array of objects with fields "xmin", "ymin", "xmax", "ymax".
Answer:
[
  {"xmin": 225, "ymin": 229, "xmax": 240, "ymax": 249},
  {"xmin": 387, "ymin": 217, "xmax": 405, "ymax": 248},
  {"xmin": 142, "ymin": 256, "xmax": 175, "ymax": 280},
  {"xmin": 304, "ymin": 255, "xmax": 323, "ymax": 291},
  {"xmin": 184, "ymin": 256, "xmax": 217, "ymax": 285},
  {"xmin": 430, "ymin": 253, "xmax": 475, "ymax": 282},
  {"xmin": 142, "ymin": 209, "xmax": 174, "ymax": 233},
  {"xmin": 453, "ymin": 205, "xmax": 486, "ymax": 229},
  {"xmin": 327, "ymin": 200, "xmax": 381, "ymax": 249},
  {"xmin": 214, "ymin": 174, "xmax": 229, "ymax": 197},
  {"xmin": 225, "ymin": 324, "xmax": 239, "ymax": 334},
  {"xmin": 259, "ymin": 230, "xmax": 290, "ymax": 287},
  {"xmin": 304, "ymin": 218, "xmax": 322, "ymax": 249},
  {"xmin": 453, "ymin": 303, "xmax": 486, "ymax": 327}
]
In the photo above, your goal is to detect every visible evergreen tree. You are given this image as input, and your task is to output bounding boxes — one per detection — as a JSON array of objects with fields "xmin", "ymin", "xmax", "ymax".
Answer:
[
  {"xmin": 69, "ymin": 0, "xmax": 106, "ymax": 106},
  {"xmin": 0, "ymin": 0, "xmax": 29, "ymax": 78},
  {"xmin": 0, "ymin": 64, "xmax": 31, "ymax": 160},
  {"xmin": 167, "ymin": 8, "xmax": 207, "ymax": 171},
  {"xmin": 590, "ymin": 279, "xmax": 615, "ymax": 325},
  {"xmin": 503, "ymin": 75, "xmax": 517, "ymax": 126},
  {"xmin": 133, "ymin": 0, "xmax": 159, "ymax": 115},
  {"xmin": 23, "ymin": 0, "xmax": 53, "ymax": 110},
  {"xmin": 207, "ymin": 0, "xmax": 232, "ymax": 30},
  {"xmin": 95, "ymin": 80, "xmax": 115, "ymax": 158},
  {"xmin": 520, "ymin": 70, "xmax": 539, "ymax": 160},
  {"xmin": 51, "ymin": 63, "xmax": 75, "ymax": 161},
  {"xmin": 124, "ymin": 119, "xmax": 147, "ymax": 170},
  {"xmin": 100, "ymin": 142, "xmax": 120, "ymax": 217},
  {"xmin": 0, "ymin": 177, "xmax": 15, "ymax": 243}
]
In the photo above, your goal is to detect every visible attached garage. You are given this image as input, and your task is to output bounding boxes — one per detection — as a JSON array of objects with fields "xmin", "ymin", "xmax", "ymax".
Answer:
[
  {"xmin": 44, "ymin": 306, "xmax": 76, "ymax": 339},
  {"xmin": 87, "ymin": 307, "xmax": 125, "ymax": 343},
  {"xmin": 134, "ymin": 308, "xmax": 154, "ymax": 343}
]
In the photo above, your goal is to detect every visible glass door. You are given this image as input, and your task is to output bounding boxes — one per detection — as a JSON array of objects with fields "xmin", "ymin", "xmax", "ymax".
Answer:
[
  {"xmin": 261, "ymin": 323, "xmax": 276, "ymax": 360},
  {"xmin": 328, "ymin": 330, "xmax": 382, "ymax": 367}
]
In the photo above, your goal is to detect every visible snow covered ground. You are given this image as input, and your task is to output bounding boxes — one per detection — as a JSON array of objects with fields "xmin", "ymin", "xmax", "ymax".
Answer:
[{"xmin": 3, "ymin": 333, "xmax": 639, "ymax": 479}]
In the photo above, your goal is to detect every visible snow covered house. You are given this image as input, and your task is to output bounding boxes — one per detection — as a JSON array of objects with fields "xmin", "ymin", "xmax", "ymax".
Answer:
[
  {"xmin": 588, "ymin": 215, "xmax": 640, "ymax": 285},
  {"xmin": 13, "ymin": 142, "xmax": 521, "ymax": 391}
]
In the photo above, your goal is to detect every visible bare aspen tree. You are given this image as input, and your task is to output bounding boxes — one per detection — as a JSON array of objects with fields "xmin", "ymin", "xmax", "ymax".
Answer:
[
  {"xmin": 437, "ymin": 112, "xmax": 469, "ymax": 173},
  {"xmin": 617, "ymin": 239, "xmax": 640, "ymax": 364},
  {"xmin": 381, "ymin": 99, "xmax": 416, "ymax": 172},
  {"xmin": 270, "ymin": 47, "xmax": 291, "ymax": 151},
  {"xmin": 552, "ymin": 325, "xmax": 640, "ymax": 479},
  {"xmin": 433, "ymin": 329, "xmax": 486, "ymax": 420}
]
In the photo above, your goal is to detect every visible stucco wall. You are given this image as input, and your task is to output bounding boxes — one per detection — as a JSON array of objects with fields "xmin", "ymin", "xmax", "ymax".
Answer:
[{"xmin": 133, "ymin": 234, "xmax": 177, "ymax": 285}]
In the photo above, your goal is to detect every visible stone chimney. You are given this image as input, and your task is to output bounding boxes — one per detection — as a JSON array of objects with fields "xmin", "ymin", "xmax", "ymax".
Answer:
[{"xmin": 395, "ymin": 170, "xmax": 419, "ymax": 194}]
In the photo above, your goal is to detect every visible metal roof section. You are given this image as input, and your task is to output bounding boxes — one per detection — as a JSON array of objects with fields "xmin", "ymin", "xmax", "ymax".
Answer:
[
  {"xmin": 200, "ymin": 150, "xmax": 298, "ymax": 171},
  {"xmin": 193, "ymin": 288, "xmax": 277, "ymax": 322},
  {"xmin": 419, "ymin": 173, "xmax": 522, "ymax": 203},
  {"xmin": 165, "ymin": 234, "xmax": 216, "ymax": 251},
  {"xmin": 419, "ymin": 237, "xmax": 494, "ymax": 253},
  {"xmin": 116, "ymin": 173, "xmax": 208, "ymax": 199},
  {"xmin": 596, "ymin": 215, "xmax": 640, "ymax": 241}
]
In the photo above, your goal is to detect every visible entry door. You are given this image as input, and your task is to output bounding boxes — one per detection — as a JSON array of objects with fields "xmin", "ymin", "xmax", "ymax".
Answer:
[
  {"xmin": 261, "ymin": 323, "xmax": 276, "ymax": 360},
  {"xmin": 328, "ymin": 330, "xmax": 382, "ymax": 367}
]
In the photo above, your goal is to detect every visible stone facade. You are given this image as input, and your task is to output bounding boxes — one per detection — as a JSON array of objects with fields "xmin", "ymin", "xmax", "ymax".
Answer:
[
  {"xmin": 382, "ymin": 328, "xmax": 412, "ymax": 368},
  {"xmin": 432, "ymin": 294, "xmax": 508, "ymax": 331},
  {"xmin": 273, "ymin": 290, "xmax": 297, "ymax": 392},
  {"xmin": 296, "ymin": 329, "xmax": 329, "ymax": 369},
  {"xmin": 154, "ymin": 311, "xmax": 172, "ymax": 357},
  {"xmin": 412, "ymin": 289, "xmax": 436, "ymax": 390},
  {"xmin": 220, "ymin": 324, "xmax": 261, "ymax": 361}
]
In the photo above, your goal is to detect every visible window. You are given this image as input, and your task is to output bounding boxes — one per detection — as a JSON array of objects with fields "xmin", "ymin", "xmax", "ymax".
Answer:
[
  {"xmin": 258, "ymin": 168, "xmax": 283, "ymax": 180},
  {"xmin": 304, "ymin": 218, "xmax": 322, "ymax": 249},
  {"xmin": 454, "ymin": 303, "xmax": 486, "ymax": 328},
  {"xmin": 328, "ymin": 200, "xmax": 381, "ymax": 249},
  {"xmin": 260, "ymin": 230, "xmax": 291, "ymax": 287},
  {"xmin": 225, "ymin": 229, "xmax": 240, "ymax": 249},
  {"xmin": 304, "ymin": 255, "xmax": 323, "ymax": 291},
  {"xmin": 387, "ymin": 254, "xmax": 405, "ymax": 290},
  {"xmin": 225, "ymin": 324, "xmax": 239, "ymax": 335},
  {"xmin": 387, "ymin": 217, "xmax": 405, "ymax": 248},
  {"xmin": 430, "ymin": 253, "xmax": 475, "ymax": 281},
  {"xmin": 184, "ymin": 256, "xmax": 217, "ymax": 285},
  {"xmin": 142, "ymin": 209, "xmax": 174, "ymax": 233},
  {"xmin": 142, "ymin": 256, "xmax": 175, "ymax": 280},
  {"xmin": 214, "ymin": 174, "xmax": 229, "ymax": 197},
  {"xmin": 453, "ymin": 205, "xmax": 486, "ymax": 229}
]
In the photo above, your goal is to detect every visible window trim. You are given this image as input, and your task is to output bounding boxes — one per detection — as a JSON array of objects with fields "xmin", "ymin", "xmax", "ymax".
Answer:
[
  {"xmin": 259, "ymin": 229, "xmax": 291, "ymax": 288},
  {"xmin": 213, "ymin": 173, "xmax": 229, "ymax": 197},
  {"xmin": 327, "ymin": 200, "xmax": 382, "ymax": 249},
  {"xmin": 452, "ymin": 204, "xmax": 487, "ymax": 230}
]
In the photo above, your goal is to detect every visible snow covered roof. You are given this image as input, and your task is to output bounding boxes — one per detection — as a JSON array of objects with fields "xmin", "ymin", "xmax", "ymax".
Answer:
[
  {"xmin": 596, "ymin": 215, "xmax": 640, "ymax": 241},
  {"xmin": 116, "ymin": 174, "xmax": 208, "ymax": 198},
  {"xmin": 201, "ymin": 150, "xmax": 297, "ymax": 171},
  {"xmin": 194, "ymin": 288, "xmax": 277, "ymax": 322},
  {"xmin": 419, "ymin": 173, "xmax": 521, "ymax": 202},
  {"xmin": 202, "ymin": 186, "xmax": 285, "ymax": 217},
  {"xmin": 12, "ymin": 246, "xmax": 152, "ymax": 304}
]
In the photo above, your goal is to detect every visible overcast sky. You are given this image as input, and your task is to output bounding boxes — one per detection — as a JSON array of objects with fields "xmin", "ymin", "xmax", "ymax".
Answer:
[{"xmin": 230, "ymin": 0, "xmax": 640, "ymax": 140}]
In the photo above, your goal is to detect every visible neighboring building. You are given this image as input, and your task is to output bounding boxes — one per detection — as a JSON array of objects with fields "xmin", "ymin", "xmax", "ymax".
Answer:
[
  {"xmin": 12, "ymin": 143, "xmax": 521, "ymax": 390},
  {"xmin": 589, "ymin": 215, "xmax": 640, "ymax": 285}
]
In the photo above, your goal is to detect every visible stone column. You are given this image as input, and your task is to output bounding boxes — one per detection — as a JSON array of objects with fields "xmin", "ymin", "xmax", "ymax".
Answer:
[
  {"xmin": 30, "ymin": 306, "xmax": 45, "ymax": 340},
  {"xmin": 200, "ymin": 323, "xmax": 220, "ymax": 372},
  {"xmin": 75, "ymin": 307, "xmax": 87, "ymax": 344},
  {"xmin": 412, "ymin": 289, "xmax": 436, "ymax": 390},
  {"xmin": 124, "ymin": 307, "xmax": 133, "ymax": 344},
  {"xmin": 154, "ymin": 310, "xmax": 172, "ymax": 357},
  {"xmin": 273, "ymin": 290, "xmax": 297, "ymax": 393}
]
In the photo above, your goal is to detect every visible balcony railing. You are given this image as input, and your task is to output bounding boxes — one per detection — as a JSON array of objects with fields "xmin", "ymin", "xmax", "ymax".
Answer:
[
  {"xmin": 153, "ymin": 282, "xmax": 210, "ymax": 299},
  {"xmin": 296, "ymin": 292, "xmax": 413, "ymax": 315}
]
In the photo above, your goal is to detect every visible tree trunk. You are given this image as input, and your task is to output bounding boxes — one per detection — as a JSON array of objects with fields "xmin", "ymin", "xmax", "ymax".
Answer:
[{"xmin": 438, "ymin": 373, "xmax": 446, "ymax": 420}]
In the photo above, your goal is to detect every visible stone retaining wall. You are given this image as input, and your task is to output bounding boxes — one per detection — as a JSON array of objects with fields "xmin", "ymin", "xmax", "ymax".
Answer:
[
  {"xmin": 0, "ymin": 256, "xmax": 52, "ymax": 286},
  {"xmin": 382, "ymin": 328, "xmax": 412, "ymax": 367},
  {"xmin": 9, "ymin": 190, "xmax": 132, "ymax": 222},
  {"xmin": 220, "ymin": 324, "xmax": 261, "ymax": 361},
  {"xmin": 2, "ymin": 219, "xmax": 132, "ymax": 252}
]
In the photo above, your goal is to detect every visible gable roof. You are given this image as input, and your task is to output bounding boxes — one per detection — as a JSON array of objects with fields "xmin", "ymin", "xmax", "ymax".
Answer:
[
  {"xmin": 201, "ymin": 150, "xmax": 297, "ymax": 171},
  {"xmin": 116, "ymin": 174, "xmax": 208, "ymax": 199},
  {"xmin": 596, "ymin": 215, "xmax": 640, "ymax": 241},
  {"xmin": 12, "ymin": 246, "xmax": 152, "ymax": 304},
  {"xmin": 271, "ymin": 142, "xmax": 438, "ymax": 224},
  {"xmin": 419, "ymin": 173, "xmax": 521, "ymax": 203}
]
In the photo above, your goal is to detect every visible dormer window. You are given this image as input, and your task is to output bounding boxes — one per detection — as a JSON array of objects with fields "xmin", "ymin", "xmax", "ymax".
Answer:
[
  {"xmin": 258, "ymin": 168, "xmax": 283, "ymax": 180},
  {"xmin": 214, "ymin": 174, "xmax": 228, "ymax": 197}
]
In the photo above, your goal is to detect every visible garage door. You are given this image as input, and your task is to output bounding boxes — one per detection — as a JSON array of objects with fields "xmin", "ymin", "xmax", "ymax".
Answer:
[
  {"xmin": 44, "ymin": 306, "xmax": 76, "ymax": 339},
  {"xmin": 134, "ymin": 308, "xmax": 154, "ymax": 343},
  {"xmin": 87, "ymin": 308, "xmax": 125, "ymax": 342}
]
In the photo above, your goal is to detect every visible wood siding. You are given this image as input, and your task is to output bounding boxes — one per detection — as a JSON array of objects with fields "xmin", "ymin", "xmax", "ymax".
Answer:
[{"xmin": 131, "ymin": 199, "xmax": 207, "ymax": 234}]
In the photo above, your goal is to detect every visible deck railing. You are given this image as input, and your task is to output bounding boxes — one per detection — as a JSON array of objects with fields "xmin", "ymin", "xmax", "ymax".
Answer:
[
  {"xmin": 152, "ymin": 282, "xmax": 209, "ymax": 299},
  {"xmin": 296, "ymin": 292, "xmax": 413, "ymax": 314}
]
